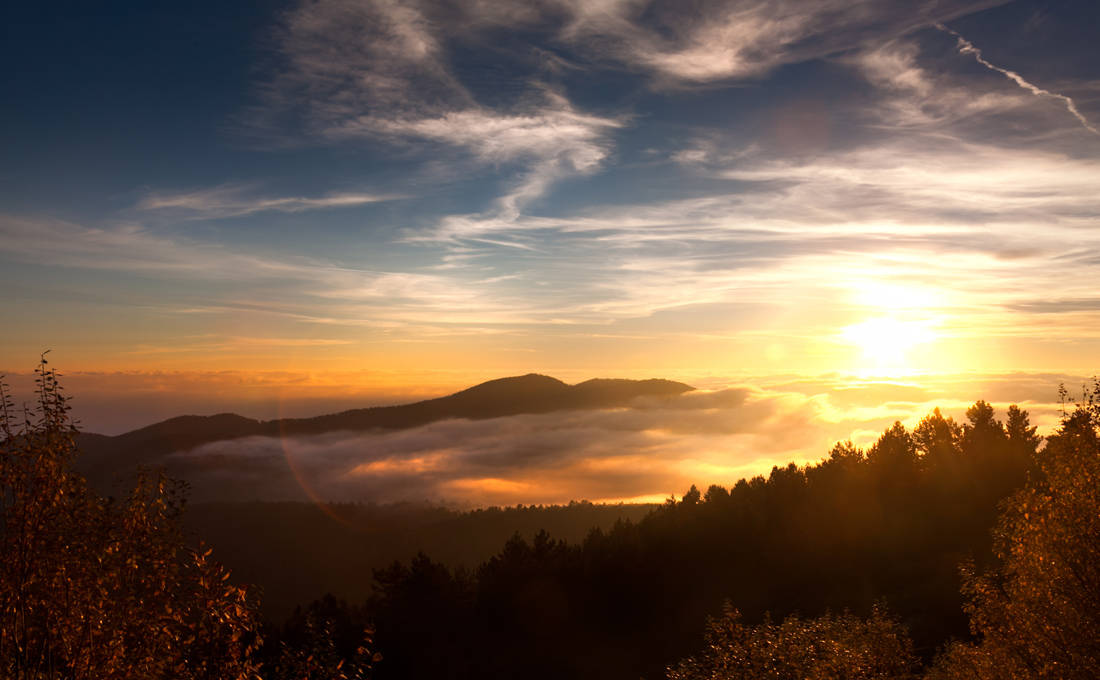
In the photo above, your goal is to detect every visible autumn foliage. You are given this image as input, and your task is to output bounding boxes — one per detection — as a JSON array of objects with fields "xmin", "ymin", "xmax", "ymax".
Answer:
[
  {"xmin": 666, "ymin": 604, "xmax": 918, "ymax": 680},
  {"xmin": 0, "ymin": 357, "xmax": 262, "ymax": 679},
  {"xmin": 930, "ymin": 382, "xmax": 1100, "ymax": 679}
]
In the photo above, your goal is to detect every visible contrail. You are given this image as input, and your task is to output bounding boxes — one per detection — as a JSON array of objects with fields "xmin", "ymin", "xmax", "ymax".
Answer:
[{"xmin": 936, "ymin": 23, "xmax": 1098, "ymax": 136}]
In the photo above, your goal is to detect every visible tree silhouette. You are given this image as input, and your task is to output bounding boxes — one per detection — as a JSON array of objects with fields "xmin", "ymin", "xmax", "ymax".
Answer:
[{"xmin": 931, "ymin": 381, "xmax": 1100, "ymax": 679}]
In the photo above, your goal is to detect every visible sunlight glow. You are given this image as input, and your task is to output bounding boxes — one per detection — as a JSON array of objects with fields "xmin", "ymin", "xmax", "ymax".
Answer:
[
  {"xmin": 853, "ymin": 282, "xmax": 941, "ymax": 311},
  {"xmin": 841, "ymin": 317, "xmax": 937, "ymax": 369}
]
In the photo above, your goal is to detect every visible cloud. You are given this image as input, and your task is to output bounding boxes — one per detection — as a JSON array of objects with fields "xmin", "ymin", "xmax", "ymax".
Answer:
[
  {"xmin": 391, "ymin": 136, "xmax": 1100, "ymax": 334},
  {"xmin": 258, "ymin": 0, "xmax": 1005, "ymax": 96},
  {"xmin": 136, "ymin": 184, "xmax": 399, "ymax": 219},
  {"xmin": 843, "ymin": 28, "xmax": 1100, "ymax": 147},
  {"xmin": 555, "ymin": 0, "xmax": 1006, "ymax": 83},
  {"xmin": 718, "ymin": 143, "xmax": 1100, "ymax": 228},
  {"xmin": 0, "ymin": 214, "xmax": 573, "ymax": 331},
  {"xmin": 8, "ymin": 117, "xmax": 1100, "ymax": 349},
  {"xmin": 253, "ymin": 0, "xmax": 627, "ymax": 222},
  {"xmin": 153, "ymin": 372, "xmax": 1070, "ymax": 506},
  {"xmin": 845, "ymin": 39, "xmax": 1030, "ymax": 131},
  {"xmin": 253, "ymin": 0, "xmax": 470, "ymax": 133},
  {"xmin": 0, "ymin": 215, "xmax": 308, "ymax": 280},
  {"xmin": 241, "ymin": 0, "xmax": 1046, "ymax": 255},
  {"xmin": 335, "ymin": 92, "xmax": 624, "ymax": 219},
  {"xmin": 937, "ymin": 24, "xmax": 1099, "ymax": 136},
  {"xmin": 161, "ymin": 385, "xmax": 832, "ymax": 504},
  {"xmin": 361, "ymin": 103, "xmax": 621, "ymax": 171}
]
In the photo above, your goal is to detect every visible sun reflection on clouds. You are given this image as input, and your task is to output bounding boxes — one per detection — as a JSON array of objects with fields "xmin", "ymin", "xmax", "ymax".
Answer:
[
  {"xmin": 350, "ymin": 452, "xmax": 450, "ymax": 475},
  {"xmin": 443, "ymin": 477, "xmax": 540, "ymax": 498}
]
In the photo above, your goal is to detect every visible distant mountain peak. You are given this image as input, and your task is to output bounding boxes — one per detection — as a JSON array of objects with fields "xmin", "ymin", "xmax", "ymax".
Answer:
[
  {"xmin": 75, "ymin": 374, "xmax": 695, "ymax": 490},
  {"xmin": 457, "ymin": 373, "xmax": 569, "ymax": 394}
]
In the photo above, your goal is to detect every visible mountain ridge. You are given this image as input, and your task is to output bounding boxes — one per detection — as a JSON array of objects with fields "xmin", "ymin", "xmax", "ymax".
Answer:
[{"xmin": 74, "ymin": 374, "xmax": 694, "ymax": 488}]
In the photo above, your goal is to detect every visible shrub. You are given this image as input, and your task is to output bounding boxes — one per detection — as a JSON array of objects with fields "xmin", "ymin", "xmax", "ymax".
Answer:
[{"xmin": 666, "ymin": 603, "xmax": 917, "ymax": 680}]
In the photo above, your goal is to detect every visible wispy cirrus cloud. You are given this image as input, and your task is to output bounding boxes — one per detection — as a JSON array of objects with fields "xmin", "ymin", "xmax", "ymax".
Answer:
[
  {"xmin": 253, "ymin": 0, "xmax": 626, "ymax": 220},
  {"xmin": 937, "ymin": 23, "xmax": 1099, "ymax": 136},
  {"xmin": 0, "ymin": 215, "xmax": 307, "ymax": 280},
  {"xmin": 420, "ymin": 140, "xmax": 1100, "ymax": 252},
  {"xmin": 252, "ymin": 0, "xmax": 470, "ymax": 133},
  {"xmin": 8, "ymin": 112, "xmax": 1100, "ymax": 348},
  {"xmin": 389, "ymin": 135, "xmax": 1100, "ymax": 344},
  {"xmin": 0, "ymin": 214, "xmax": 617, "ymax": 330},
  {"xmin": 841, "ymin": 32, "xmax": 1100, "ymax": 148},
  {"xmin": 556, "ymin": 0, "xmax": 1007, "ymax": 83},
  {"xmin": 845, "ymin": 39, "xmax": 1030, "ymax": 131},
  {"xmin": 335, "ymin": 92, "xmax": 624, "ymax": 219},
  {"xmin": 245, "ymin": 0, "xmax": 1028, "ymax": 243},
  {"xmin": 136, "ymin": 184, "xmax": 400, "ymax": 219},
  {"xmin": 360, "ymin": 100, "xmax": 621, "ymax": 171}
]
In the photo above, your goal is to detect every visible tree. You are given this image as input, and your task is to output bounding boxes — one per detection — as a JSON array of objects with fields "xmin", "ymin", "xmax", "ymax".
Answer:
[
  {"xmin": 961, "ymin": 401, "xmax": 1006, "ymax": 455},
  {"xmin": 931, "ymin": 381, "xmax": 1100, "ymax": 679},
  {"xmin": 914, "ymin": 408, "xmax": 962, "ymax": 472},
  {"xmin": 1004, "ymin": 404, "xmax": 1041, "ymax": 462},
  {"xmin": 867, "ymin": 421, "xmax": 917, "ymax": 470},
  {"xmin": 267, "ymin": 597, "xmax": 380, "ymax": 680},
  {"xmin": 666, "ymin": 603, "xmax": 917, "ymax": 680},
  {"xmin": 0, "ymin": 357, "xmax": 262, "ymax": 679}
]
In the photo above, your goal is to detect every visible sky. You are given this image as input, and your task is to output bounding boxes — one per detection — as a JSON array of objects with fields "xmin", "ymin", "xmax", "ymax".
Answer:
[{"xmin": 2, "ymin": 0, "xmax": 1099, "ymax": 474}]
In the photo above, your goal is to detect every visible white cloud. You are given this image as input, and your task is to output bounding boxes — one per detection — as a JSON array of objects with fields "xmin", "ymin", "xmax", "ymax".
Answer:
[
  {"xmin": 0, "ymin": 213, "xmax": 640, "ymax": 330},
  {"xmin": 332, "ymin": 94, "xmax": 623, "ymax": 220},
  {"xmin": 937, "ymin": 24, "xmax": 1099, "ymax": 136},
  {"xmin": 555, "ymin": 0, "xmax": 1006, "ymax": 83},
  {"xmin": 0, "ymin": 215, "xmax": 307, "ymax": 280},
  {"xmin": 257, "ymin": 1, "xmax": 626, "ymax": 221},
  {"xmin": 259, "ymin": 0, "xmax": 469, "ymax": 126},
  {"xmin": 846, "ymin": 35, "xmax": 1095, "ymax": 139},
  {"xmin": 382, "ymin": 134, "xmax": 1100, "ymax": 338},
  {"xmin": 361, "ymin": 104, "xmax": 621, "ymax": 170},
  {"xmin": 720, "ymin": 143, "xmax": 1100, "ymax": 226},
  {"xmin": 137, "ymin": 184, "xmax": 399, "ymax": 219}
]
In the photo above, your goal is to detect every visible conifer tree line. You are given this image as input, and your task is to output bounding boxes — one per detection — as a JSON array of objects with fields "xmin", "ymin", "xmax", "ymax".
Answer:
[{"xmin": 2, "ymin": 355, "xmax": 1098, "ymax": 678}]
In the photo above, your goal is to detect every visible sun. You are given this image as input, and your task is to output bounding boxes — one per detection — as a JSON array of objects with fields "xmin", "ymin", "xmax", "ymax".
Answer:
[{"xmin": 841, "ymin": 317, "xmax": 937, "ymax": 371}]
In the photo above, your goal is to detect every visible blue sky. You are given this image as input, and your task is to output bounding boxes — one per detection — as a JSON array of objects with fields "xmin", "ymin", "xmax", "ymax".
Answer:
[{"xmin": 2, "ymin": 0, "xmax": 1100, "ymax": 435}]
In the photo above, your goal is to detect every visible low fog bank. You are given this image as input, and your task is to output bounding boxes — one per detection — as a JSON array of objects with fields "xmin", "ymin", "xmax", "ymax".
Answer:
[{"xmin": 156, "ymin": 373, "xmax": 1071, "ymax": 506}]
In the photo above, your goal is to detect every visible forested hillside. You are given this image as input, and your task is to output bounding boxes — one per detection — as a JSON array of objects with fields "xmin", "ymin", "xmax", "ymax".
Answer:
[
  {"xmin": 272, "ymin": 399, "xmax": 1071, "ymax": 679},
  {"xmin": 182, "ymin": 500, "xmax": 656, "ymax": 620}
]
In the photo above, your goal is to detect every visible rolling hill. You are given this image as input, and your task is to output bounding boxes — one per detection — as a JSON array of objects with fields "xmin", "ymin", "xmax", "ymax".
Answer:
[{"xmin": 74, "ymin": 374, "xmax": 693, "ymax": 491}]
